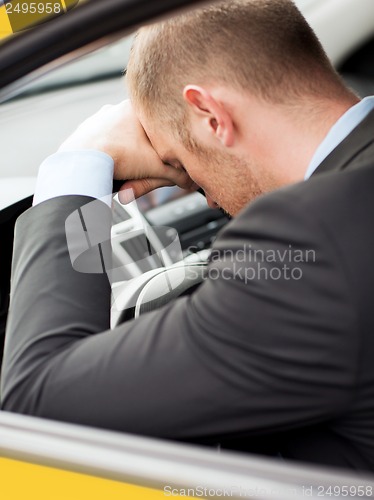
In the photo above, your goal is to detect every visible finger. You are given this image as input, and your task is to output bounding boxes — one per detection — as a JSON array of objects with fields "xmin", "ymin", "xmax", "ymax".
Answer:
[
  {"xmin": 118, "ymin": 178, "xmax": 175, "ymax": 203},
  {"xmin": 158, "ymin": 165, "xmax": 197, "ymax": 190}
]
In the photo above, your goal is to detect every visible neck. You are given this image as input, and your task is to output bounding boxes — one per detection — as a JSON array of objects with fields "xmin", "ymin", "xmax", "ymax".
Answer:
[{"xmin": 240, "ymin": 94, "xmax": 360, "ymax": 192}]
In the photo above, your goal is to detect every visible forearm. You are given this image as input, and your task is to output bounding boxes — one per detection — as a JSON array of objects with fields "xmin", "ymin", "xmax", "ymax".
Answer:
[
  {"xmin": 0, "ymin": 196, "xmax": 112, "ymax": 411},
  {"xmin": 0, "ymin": 196, "xmax": 227, "ymax": 438}
]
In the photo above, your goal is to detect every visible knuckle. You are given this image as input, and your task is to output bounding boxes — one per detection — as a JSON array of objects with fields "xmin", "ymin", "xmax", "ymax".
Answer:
[
  {"xmin": 179, "ymin": 174, "xmax": 194, "ymax": 189},
  {"xmin": 140, "ymin": 178, "xmax": 152, "ymax": 191}
]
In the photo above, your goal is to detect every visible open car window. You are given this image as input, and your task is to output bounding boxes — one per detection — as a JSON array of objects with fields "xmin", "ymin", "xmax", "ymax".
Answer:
[{"xmin": 1, "ymin": 0, "xmax": 374, "ymax": 495}]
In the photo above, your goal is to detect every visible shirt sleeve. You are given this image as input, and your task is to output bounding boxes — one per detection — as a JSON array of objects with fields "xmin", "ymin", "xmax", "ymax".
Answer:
[{"xmin": 32, "ymin": 150, "xmax": 114, "ymax": 207}]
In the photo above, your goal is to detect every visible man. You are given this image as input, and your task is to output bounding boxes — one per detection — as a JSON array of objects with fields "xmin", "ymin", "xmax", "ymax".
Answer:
[{"xmin": 2, "ymin": 0, "xmax": 374, "ymax": 471}]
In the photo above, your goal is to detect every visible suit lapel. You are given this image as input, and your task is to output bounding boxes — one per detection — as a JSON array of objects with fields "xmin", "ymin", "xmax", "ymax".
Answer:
[{"xmin": 311, "ymin": 108, "xmax": 374, "ymax": 177}]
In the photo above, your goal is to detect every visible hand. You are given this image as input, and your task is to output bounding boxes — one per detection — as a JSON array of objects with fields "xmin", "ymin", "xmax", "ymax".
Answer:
[{"xmin": 59, "ymin": 100, "xmax": 196, "ymax": 199}]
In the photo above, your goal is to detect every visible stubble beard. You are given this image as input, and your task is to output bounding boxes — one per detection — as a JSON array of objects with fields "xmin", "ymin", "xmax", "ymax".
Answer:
[{"xmin": 193, "ymin": 146, "xmax": 265, "ymax": 217}]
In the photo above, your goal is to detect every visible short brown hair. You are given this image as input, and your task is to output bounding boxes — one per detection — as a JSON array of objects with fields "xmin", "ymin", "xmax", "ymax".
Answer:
[{"xmin": 126, "ymin": 0, "xmax": 348, "ymax": 135}]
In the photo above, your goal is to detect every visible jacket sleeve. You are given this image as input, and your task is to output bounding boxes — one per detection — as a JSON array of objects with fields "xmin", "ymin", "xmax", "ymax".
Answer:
[{"xmin": 0, "ymin": 191, "xmax": 359, "ymax": 440}]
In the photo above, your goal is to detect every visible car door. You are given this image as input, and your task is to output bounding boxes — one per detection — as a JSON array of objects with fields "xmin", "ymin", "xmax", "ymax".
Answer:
[{"xmin": 1, "ymin": 0, "xmax": 374, "ymax": 498}]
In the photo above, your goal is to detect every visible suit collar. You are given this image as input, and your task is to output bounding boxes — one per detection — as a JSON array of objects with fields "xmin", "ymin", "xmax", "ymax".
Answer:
[{"xmin": 311, "ymin": 108, "xmax": 374, "ymax": 177}]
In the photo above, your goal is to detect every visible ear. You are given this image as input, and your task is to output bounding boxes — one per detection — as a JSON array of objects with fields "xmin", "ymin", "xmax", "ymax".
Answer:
[{"xmin": 183, "ymin": 85, "xmax": 234, "ymax": 147}]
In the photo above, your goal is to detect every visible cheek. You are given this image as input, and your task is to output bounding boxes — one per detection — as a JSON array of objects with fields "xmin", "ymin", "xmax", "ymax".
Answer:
[
  {"xmin": 183, "ymin": 160, "xmax": 207, "ymax": 190},
  {"xmin": 179, "ymin": 146, "xmax": 219, "ymax": 192},
  {"xmin": 178, "ymin": 151, "xmax": 201, "ymax": 182}
]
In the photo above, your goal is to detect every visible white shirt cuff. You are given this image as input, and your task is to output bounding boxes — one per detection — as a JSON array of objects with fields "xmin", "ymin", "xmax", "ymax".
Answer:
[{"xmin": 33, "ymin": 150, "xmax": 114, "ymax": 207}]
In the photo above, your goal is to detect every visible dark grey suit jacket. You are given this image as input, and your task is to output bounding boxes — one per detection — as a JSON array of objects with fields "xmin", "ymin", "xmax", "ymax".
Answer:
[{"xmin": 2, "ymin": 110, "xmax": 374, "ymax": 471}]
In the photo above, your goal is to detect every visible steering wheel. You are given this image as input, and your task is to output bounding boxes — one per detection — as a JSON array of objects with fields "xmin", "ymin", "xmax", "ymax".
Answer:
[{"xmin": 112, "ymin": 261, "xmax": 208, "ymax": 326}]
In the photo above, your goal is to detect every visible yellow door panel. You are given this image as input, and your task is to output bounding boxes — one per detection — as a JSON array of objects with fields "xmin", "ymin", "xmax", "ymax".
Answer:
[
  {"xmin": 0, "ymin": 457, "xmax": 188, "ymax": 500},
  {"xmin": 0, "ymin": 5, "xmax": 13, "ymax": 40}
]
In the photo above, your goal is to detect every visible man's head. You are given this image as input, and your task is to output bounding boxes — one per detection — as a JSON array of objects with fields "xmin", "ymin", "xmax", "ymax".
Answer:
[{"xmin": 126, "ymin": 0, "xmax": 358, "ymax": 215}]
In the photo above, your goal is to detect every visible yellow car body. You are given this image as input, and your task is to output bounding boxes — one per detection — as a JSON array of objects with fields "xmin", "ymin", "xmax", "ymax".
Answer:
[
  {"xmin": 0, "ymin": 3, "xmax": 12, "ymax": 40},
  {"xmin": 1, "ymin": 457, "xmax": 170, "ymax": 500}
]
